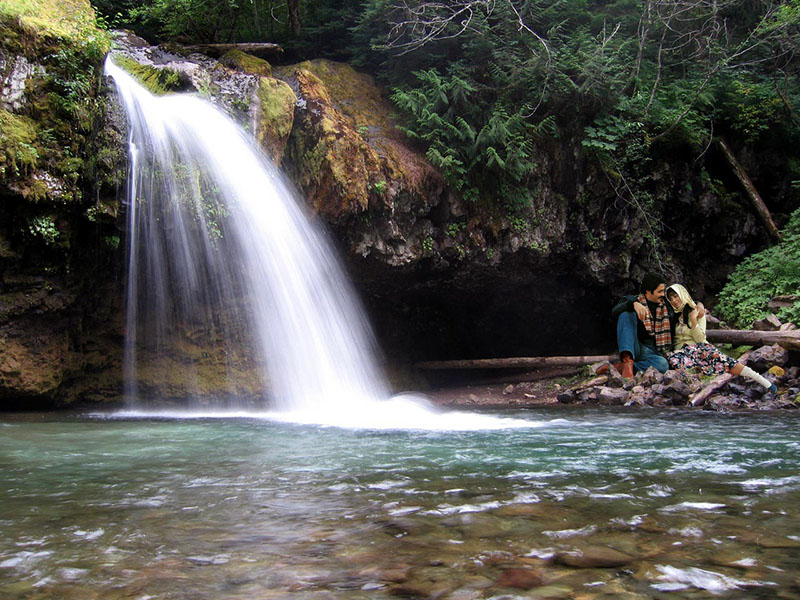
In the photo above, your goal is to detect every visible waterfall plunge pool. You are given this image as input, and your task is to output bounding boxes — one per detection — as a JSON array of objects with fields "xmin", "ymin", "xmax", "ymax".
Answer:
[{"xmin": 1, "ymin": 407, "xmax": 799, "ymax": 599}]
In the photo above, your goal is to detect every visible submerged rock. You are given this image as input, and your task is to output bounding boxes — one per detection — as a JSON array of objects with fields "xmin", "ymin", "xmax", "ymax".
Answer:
[
  {"xmin": 554, "ymin": 546, "xmax": 636, "ymax": 568},
  {"xmin": 496, "ymin": 568, "xmax": 544, "ymax": 589}
]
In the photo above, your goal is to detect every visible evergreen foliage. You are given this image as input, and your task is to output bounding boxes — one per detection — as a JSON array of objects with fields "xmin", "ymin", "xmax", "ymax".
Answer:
[{"xmin": 716, "ymin": 207, "xmax": 800, "ymax": 327}]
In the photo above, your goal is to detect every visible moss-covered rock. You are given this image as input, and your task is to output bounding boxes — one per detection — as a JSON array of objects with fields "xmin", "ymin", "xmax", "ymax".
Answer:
[
  {"xmin": 220, "ymin": 49, "xmax": 272, "ymax": 77},
  {"xmin": 275, "ymin": 59, "xmax": 444, "ymax": 267},
  {"xmin": 254, "ymin": 76, "xmax": 296, "ymax": 163},
  {"xmin": 111, "ymin": 55, "xmax": 184, "ymax": 95}
]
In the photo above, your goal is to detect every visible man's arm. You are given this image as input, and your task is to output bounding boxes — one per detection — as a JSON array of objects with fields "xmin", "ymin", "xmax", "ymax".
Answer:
[{"xmin": 611, "ymin": 295, "xmax": 638, "ymax": 319}]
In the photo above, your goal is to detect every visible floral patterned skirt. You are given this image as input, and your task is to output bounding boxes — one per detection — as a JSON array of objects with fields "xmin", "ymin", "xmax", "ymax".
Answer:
[{"xmin": 667, "ymin": 342, "xmax": 737, "ymax": 375}]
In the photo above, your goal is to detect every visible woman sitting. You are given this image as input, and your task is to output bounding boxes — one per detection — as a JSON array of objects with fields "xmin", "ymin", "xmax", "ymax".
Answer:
[{"xmin": 666, "ymin": 284, "xmax": 777, "ymax": 393}]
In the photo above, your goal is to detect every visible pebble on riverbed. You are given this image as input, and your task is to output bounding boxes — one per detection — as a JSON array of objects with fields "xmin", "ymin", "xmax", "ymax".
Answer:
[{"xmin": 559, "ymin": 344, "xmax": 799, "ymax": 411}]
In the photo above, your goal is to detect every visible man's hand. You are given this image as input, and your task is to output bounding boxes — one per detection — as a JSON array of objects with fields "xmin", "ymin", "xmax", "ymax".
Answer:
[{"xmin": 633, "ymin": 301, "xmax": 648, "ymax": 321}]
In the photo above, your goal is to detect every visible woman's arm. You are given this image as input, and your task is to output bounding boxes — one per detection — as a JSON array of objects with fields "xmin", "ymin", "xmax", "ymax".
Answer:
[{"xmin": 689, "ymin": 302, "xmax": 707, "ymax": 343}]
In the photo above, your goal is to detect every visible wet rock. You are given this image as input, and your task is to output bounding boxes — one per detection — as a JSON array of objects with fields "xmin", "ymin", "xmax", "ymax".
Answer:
[
  {"xmin": 747, "ymin": 344, "xmax": 790, "ymax": 371},
  {"xmin": 496, "ymin": 568, "xmax": 544, "ymax": 589},
  {"xmin": 376, "ymin": 567, "xmax": 411, "ymax": 583},
  {"xmin": 557, "ymin": 390, "xmax": 576, "ymax": 404},
  {"xmin": 554, "ymin": 546, "xmax": 636, "ymax": 568},
  {"xmin": 445, "ymin": 589, "xmax": 482, "ymax": 600},
  {"xmin": 503, "ymin": 384, "xmax": 515, "ymax": 395},
  {"xmin": 652, "ymin": 380, "xmax": 691, "ymax": 404},
  {"xmin": 525, "ymin": 584, "xmax": 573, "ymax": 599},
  {"xmin": 606, "ymin": 366, "xmax": 625, "ymax": 388},
  {"xmin": 638, "ymin": 367, "xmax": 663, "ymax": 386},
  {"xmin": 253, "ymin": 76, "xmax": 296, "ymax": 162},
  {"xmin": 596, "ymin": 386, "xmax": 629, "ymax": 405}
]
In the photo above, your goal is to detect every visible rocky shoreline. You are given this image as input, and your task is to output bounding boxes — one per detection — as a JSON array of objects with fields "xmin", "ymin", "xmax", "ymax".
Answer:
[{"xmin": 426, "ymin": 342, "xmax": 799, "ymax": 413}]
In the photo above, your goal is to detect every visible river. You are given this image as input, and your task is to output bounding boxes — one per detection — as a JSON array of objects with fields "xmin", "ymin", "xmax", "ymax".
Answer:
[{"xmin": 1, "ymin": 407, "xmax": 799, "ymax": 598}]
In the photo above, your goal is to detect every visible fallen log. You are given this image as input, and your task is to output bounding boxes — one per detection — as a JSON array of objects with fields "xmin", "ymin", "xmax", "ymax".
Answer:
[
  {"xmin": 414, "ymin": 354, "xmax": 616, "ymax": 370},
  {"xmin": 183, "ymin": 43, "xmax": 283, "ymax": 57},
  {"xmin": 689, "ymin": 351, "xmax": 752, "ymax": 407},
  {"xmin": 414, "ymin": 327, "xmax": 799, "ymax": 371},
  {"xmin": 717, "ymin": 137, "xmax": 781, "ymax": 243},
  {"xmin": 706, "ymin": 329, "xmax": 800, "ymax": 351}
]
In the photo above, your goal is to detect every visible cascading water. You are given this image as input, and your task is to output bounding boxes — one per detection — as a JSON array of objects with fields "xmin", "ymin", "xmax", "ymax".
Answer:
[{"xmin": 106, "ymin": 56, "xmax": 538, "ymax": 430}]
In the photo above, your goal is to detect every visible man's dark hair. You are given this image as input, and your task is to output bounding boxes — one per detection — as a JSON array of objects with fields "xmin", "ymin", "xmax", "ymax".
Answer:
[{"xmin": 640, "ymin": 272, "xmax": 664, "ymax": 295}]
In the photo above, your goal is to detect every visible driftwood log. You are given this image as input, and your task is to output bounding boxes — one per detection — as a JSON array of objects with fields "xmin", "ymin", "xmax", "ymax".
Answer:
[{"xmin": 689, "ymin": 351, "xmax": 752, "ymax": 407}]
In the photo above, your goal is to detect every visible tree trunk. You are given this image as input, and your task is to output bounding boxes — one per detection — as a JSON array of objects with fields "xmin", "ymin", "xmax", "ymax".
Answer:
[
  {"xmin": 706, "ymin": 328, "xmax": 800, "ymax": 351},
  {"xmin": 287, "ymin": 0, "xmax": 301, "ymax": 36},
  {"xmin": 717, "ymin": 137, "xmax": 782, "ymax": 243}
]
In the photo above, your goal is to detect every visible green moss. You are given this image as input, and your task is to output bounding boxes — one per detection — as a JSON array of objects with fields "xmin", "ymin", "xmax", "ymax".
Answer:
[
  {"xmin": 256, "ymin": 78, "xmax": 295, "ymax": 137},
  {"xmin": 220, "ymin": 50, "xmax": 272, "ymax": 77},
  {"xmin": 0, "ymin": 0, "xmax": 109, "ymax": 54},
  {"xmin": 111, "ymin": 55, "xmax": 183, "ymax": 95},
  {"xmin": 0, "ymin": 108, "xmax": 39, "ymax": 177}
]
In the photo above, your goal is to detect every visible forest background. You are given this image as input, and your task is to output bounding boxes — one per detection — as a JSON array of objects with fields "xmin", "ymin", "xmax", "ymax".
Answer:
[{"xmin": 93, "ymin": 0, "xmax": 800, "ymax": 327}]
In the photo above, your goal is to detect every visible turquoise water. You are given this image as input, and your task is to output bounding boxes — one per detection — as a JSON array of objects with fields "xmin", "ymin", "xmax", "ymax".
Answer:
[{"xmin": 1, "ymin": 408, "xmax": 799, "ymax": 599}]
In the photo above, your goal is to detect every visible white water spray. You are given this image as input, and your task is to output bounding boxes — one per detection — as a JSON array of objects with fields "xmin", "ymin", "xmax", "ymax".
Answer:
[{"xmin": 106, "ymin": 57, "xmax": 543, "ymax": 431}]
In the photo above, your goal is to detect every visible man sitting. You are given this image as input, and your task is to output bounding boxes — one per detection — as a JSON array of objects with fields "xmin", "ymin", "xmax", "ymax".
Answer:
[{"xmin": 610, "ymin": 272, "xmax": 672, "ymax": 378}]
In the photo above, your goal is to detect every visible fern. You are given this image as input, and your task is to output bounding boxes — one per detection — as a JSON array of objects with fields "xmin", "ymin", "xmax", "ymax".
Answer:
[{"xmin": 716, "ymin": 207, "xmax": 800, "ymax": 327}]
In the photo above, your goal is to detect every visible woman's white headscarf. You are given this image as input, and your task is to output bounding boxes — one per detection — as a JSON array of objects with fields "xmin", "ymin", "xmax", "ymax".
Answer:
[{"xmin": 666, "ymin": 283, "xmax": 696, "ymax": 312}]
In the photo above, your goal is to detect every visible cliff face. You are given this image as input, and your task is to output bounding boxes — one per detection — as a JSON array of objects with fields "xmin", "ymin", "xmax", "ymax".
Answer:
[
  {"xmin": 0, "ymin": 18, "xmax": 782, "ymax": 407},
  {"xmin": 0, "ymin": 1, "xmax": 125, "ymax": 407}
]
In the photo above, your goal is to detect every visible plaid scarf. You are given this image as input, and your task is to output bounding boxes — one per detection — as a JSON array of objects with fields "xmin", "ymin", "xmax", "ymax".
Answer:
[{"xmin": 638, "ymin": 294, "xmax": 672, "ymax": 355}]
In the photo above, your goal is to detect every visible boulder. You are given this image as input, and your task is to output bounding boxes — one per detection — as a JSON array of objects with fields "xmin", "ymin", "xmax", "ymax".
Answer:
[
  {"xmin": 557, "ymin": 390, "xmax": 576, "ymax": 404},
  {"xmin": 747, "ymin": 344, "xmax": 790, "ymax": 371},
  {"xmin": 638, "ymin": 367, "xmax": 663, "ymax": 386},
  {"xmin": 253, "ymin": 76, "xmax": 296, "ymax": 163},
  {"xmin": 596, "ymin": 386, "xmax": 629, "ymax": 405},
  {"xmin": 767, "ymin": 295, "xmax": 798, "ymax": 311},
  {"xmin": 752, "ymin": 314, "xmax": 783, "ymax": 331}
]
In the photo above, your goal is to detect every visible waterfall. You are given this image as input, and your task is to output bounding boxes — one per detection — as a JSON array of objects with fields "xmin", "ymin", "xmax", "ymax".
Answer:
[
  {"xmin": 106, "ymin": 56, "xmax": 539, "ymax": 431},
  {"xmin": 107, "ymin": 57, "xmax": 391, "ymax": 414}
]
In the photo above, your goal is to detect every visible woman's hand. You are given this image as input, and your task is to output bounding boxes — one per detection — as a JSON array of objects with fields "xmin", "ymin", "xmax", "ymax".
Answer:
[{"xmin": 689, "ymin": 302, "xmax": 704, "ymax": 329}]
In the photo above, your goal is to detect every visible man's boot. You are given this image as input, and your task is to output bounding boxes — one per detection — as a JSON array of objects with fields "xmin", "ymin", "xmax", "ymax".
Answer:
[{"xmin": 620, "ymin": 354, "xmax": 634, "ymax": 379}]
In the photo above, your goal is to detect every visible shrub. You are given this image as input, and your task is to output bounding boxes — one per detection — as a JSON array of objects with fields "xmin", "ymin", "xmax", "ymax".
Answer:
[{"xmin": 716, "ymin": 207, "xmax": 800, "ymax": 327}]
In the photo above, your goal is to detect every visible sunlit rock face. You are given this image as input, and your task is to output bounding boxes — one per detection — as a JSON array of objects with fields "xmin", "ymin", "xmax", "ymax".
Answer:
[{"xmin": 277, "ymin": 59, "xmax": 445, "ymax": 268}]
